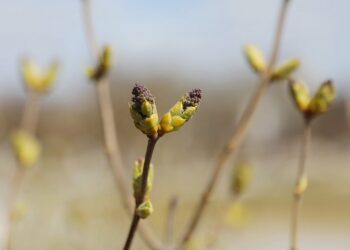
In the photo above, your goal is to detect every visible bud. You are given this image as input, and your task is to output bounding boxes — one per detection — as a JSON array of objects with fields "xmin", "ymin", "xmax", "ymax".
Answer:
[
  {"xmin": 159, "ymin": 89, "xmax": 202, "ymax": 134},
  {"xmin": 271, "ymin": 58, "xmax": 300, "ymax": 82},
  {"xmin": 132, "ymin": 159, "xmax": 154, "ymax": 201},
  {"xmin": 22, "ymin": 59, "xmax": 58, "ymax": 92},
  {"xmin": 231, "ymin": 161, "xmax": 252, "ymax": 195},
  {"xmin": 289, "ymin": 79, "xmax": 336, "ymax": 119},
  {"xmin": 11, "ymin": 202, "xmax": 28, "ymax": 222},
  {"xmin": 289, "ymin": 80, "xmax": 311, "ymax": 113},
  {"xmin": 11, "ymin": 130, "xmax": 41, "ymax": 167},
  {"xmin": 87, "ymin": 45, "xmax": 112, "ymax": 81},
  {"xmin": 136, "ymin": 200, "xmax": 154, "ymax": 219},
  {"xmin": 294, "ymin": 175, "xmax": 308, "ymax": 196},
  {"xmin": 129, "ymin": 84, "xmax": 159, "ymax": 136},
  {"xmin": 244, "ymin": 45, "xmax": 266, "ymax": 73},
  {"xmin": 308, "ymin": 80, "xmax": 336, "ymax": 115}
]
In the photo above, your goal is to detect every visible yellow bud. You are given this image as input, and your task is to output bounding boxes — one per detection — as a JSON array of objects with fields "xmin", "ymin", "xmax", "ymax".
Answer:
[
  {"xmin": 160, "ymin": 112, "xmax": 174, "ymax": 133},
  {"xmin": 294, "ymin": 175, "xmax": 308, "ymax": 196},
  {"xmin": 271, "ymin": 58, "xmax": 300, "ymax": 82},
  {"xmin": 11, "ymin": 130, "xmax": 41, "ymax": 168},
  {"xmin": 22, "ymin": 60, "xmax": 58, "ymax": 92},
  {"xmin": 141, "ymin": 101, "xmax": 153, "ymax": 117},
  {"xmin": 132, "ymin": 159, "xmax": 154, "ymax": 201},
  {"xmin": 289, "ymin": 80, "xmax": 311, "ymax": 113},
  {"xmin": 244, "ymin": 45, "xmax": 266, "ymax": 73},
  {"xmin": 170, "ymin": 101, "xmax": 183, "ymax": 116},
  {"xmin": 87, "ymin": 45, "xmax": 112, "ymax": 81},
  {"xmin": 182, "ymin": 106, "xmax": 197, "ymax": 120},
  {"xmin": 232, "ymin": 161, "xmax": 252, "ymax": 195},
  {"xmin": 136, "ymin": 200, "xmax": 154, "ymax": 219},
  {"xmin": 308, "ymin": 80, "xmax": 336, "ymax": 115},
  {"xmin": 171, "ymin": 115, "xmax": 186, "ymax": 129}
]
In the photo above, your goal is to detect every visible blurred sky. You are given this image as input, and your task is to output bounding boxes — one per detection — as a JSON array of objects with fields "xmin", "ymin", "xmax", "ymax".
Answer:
[{"xmin": 0, "ymin": 0, "xmax": 349, "ymax": 102}]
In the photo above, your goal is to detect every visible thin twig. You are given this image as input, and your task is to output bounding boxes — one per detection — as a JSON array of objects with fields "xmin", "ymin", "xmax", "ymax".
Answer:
[
  {"xmin": 123, "ymin": 136, "xmax": 159, "ymax": 250},
  {"xmin": 20, "ymin": 90, "xmax": 41, "ymax": 135},
  {"xmin": 5, "ymin": 89, "xmax": 41, "ymax": 250},
  {"xmin": 179, "ymin": 0, "xmax": 292, "ymax": 246},
  {"xmin": 164, "ymin": 196, "xmax": 178, "ymax": 245},
  {"xmin": 290, "ymin": 120, "xmax": 311, "ymax": 250},
  {"xmin": 80, "ymin": 1, "xmax": 163, "ymax": 249}
]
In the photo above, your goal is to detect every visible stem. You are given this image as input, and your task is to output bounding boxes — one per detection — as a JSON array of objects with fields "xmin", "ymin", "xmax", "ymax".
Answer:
[
  {"xmin": 20, "ymin": 90, "xmax": 41, "ymax": 134},
  {"xmin": 123, "ymin": 137, "xmax": 159, "ymax": 250},
  {"xmin": 164, "ymin": 196, "xmax": 178, "ymax": 245},
  {"xmin": 5, "ymin": 89, "xmax": 41, "ymax": 250},
  {"xmin": 80, "ymin": 1, "xmax": 163, "ymax": 249},
  {"xmin": 4, "ymin": 169, "xmax": 25, "ymax": 250},
  {"xmin": 290, "ymin": 120, "xmax": 311, "ymax": 250},
  {"xmin": 179, "ymin": 0, "xmax": 292, "ymax": 246}
]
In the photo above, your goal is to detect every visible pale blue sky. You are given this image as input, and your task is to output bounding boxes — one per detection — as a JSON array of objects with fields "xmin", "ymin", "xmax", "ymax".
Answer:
[{"xmin": 0, "ymin": 0, "xmax": 349, "ymax": 101}]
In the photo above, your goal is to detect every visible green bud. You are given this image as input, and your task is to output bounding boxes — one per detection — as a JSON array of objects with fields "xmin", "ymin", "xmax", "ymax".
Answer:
[
  {"xmin": 244, "ymin": 45, "xmax": 266, "ymax": 73},
  {"xmin": 289, "ymin": 79, "xmax": 336, "ymax": 119},
  {"xmin": 308, "ymin": 80, "xmax": 336, "ymax": 115},
  {"xmin": 294, "ymin": 175, "xmax": 308, "ymax": 196},
  {"xmin": 232, "ymin": 161, "xmax": 252, "ymax": 195},
  {"xmin": 129, "ymin": 84, "xmax": 159, "ymax": 136},
  {"xmin": 132, "ymin": 159, "xmax": 154, "ymax": 201},
  {"xmin": 87, "ymin": 45, "xmax": 112, "ymax": 81},
  {"xmin": 289, "ymin": 80, "xmax": 311, "ymax": 113},
  {"xmin": 271, "ymin": 58, "xmax": 300, "ymax": 82},
  {"xmin": 22, "ymin": 59, "xmax": 58, "ymax": 92},
  {"xmin": 136, "ymin": 200, "xmax": 154, "ymax": 219},
  {"xmin": 159, "ymin": 89, "xmax": 202, "ymax": 135},
  {"xmin": 11, "ymin": 130, "xmax": 41, "ymax": 168}
]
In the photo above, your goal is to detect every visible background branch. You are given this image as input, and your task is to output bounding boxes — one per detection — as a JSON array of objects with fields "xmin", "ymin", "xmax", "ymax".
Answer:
[
  {"xmin": 179, "ymin": 0, "xmax": 292, "ymax": 246},
  {"xmin": 5, "ymin": 89, "xmax": 41, "ymax": 250},
  {"xmin": 80, "ymin": 1, "xmax": 163, "ymax": 249},
  {"xmin": 164, "ymin": 196, "xmax": 178, "ymax": 245},
  {"xmin": 290, "ymin": 120, "xmax": 311, "ymax": 250}
]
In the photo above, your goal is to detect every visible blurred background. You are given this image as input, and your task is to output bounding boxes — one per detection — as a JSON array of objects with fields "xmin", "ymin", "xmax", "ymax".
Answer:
[{"xmin": 0, "ymin": 0, "xmax": 349, "ymax": 249}]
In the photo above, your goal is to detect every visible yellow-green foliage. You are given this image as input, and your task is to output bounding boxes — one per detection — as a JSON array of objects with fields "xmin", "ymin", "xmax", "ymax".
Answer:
[
  {"xmin": 289, "ymin": 80, "xmax": 336, "ymax": 118},
  {"xmin": 22, "ymin": 60, "xmax": 58, "ymax": 92},
  {"xmin": 11, "ymin": 130, "xmax": 41, "ymax": 167},
  {"xmin": 271, "ymin": 58, "xmax": 301, "ymax": 81},
  {"xmin": 87, "ymin": 45, "xmax": 112, "ymax": 81},
  {"xmin": 244, "ymin": 45, "xmax": 266, "ymax": 73},
  {"xmin": 132, "ymin": 159, "xmax": 154, "ymax": 201},
  {"xmin": 231, "ymin": 161, "xmax": 253, "ymax": 195}
]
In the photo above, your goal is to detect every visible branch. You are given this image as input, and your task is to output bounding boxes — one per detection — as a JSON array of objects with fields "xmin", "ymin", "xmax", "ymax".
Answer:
[
  {"xmin": 123, "ymin": 136, "xmax": 159, "ymax": 250},
  {"xmin": 290, "ymin": 120, "xmax": 311, "ymax": 250},
  {"xmin": 80, "ymin": 1, "xmax": 163, "ymax": 249},
  {"xmin": 164, "ymin": 196, "xmax": 178, "ymax": 245},
  {"xmin": 5, "ymin": 89, "xmax": 41, "ymax": 250},
  {"xmin": 179, "ymin": 0, "xmax": 292, "ymax": 246}
]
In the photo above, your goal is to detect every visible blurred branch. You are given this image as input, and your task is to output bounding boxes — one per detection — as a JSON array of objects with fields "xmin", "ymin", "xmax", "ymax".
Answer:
[
  {"xmin": 20, "ymin": 90, "xmax": 41, "ymax": 135},
  {"xmin": 164, "ymin": 196, "xmax": 178, "ymax": 245},
  {"xmin": 5, "ymin": 89, "xmax": 41, "ymax": 250},
  {"xmin": 290, "ymin": 120, "xmax": 311, "ymax": 250},
  {"xmin": 179, "ymin": 0, "xmax": 292, "ymax": 247},
  {"xmin": 80, "ymin": 1, "xmax": 163, "ymax": 249}
]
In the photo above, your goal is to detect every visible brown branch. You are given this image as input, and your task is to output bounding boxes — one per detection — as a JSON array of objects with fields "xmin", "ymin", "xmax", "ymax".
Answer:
[
  {"xmin": 5, "ymin": 89, "xmax": 41, "ymax": 250},
  {"xmin": 20, "ymin": 90, "xmax": 41, "ymax": 135},
  {"xmin": 80, "ymin": 1, "xmax": 163, "ymax": 249},
  {"xmin": 123, "ymin": 136, "xmax": 159, "ymax": 250},
  {"xmin": 290, "ymin": 120, "xmax": 311, "ymax": 250},
  {"xmin": 179, "ymin": 0, "xmax": 292, "ymax": 247},
  {"xmin": 163, "ymin": 196, "xmax": 178, "ymax": 245}
]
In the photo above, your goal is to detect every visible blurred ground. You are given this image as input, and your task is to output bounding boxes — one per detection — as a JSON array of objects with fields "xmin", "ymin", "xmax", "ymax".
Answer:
[{"xmin": 0, "ymin": 80, "xmax": 349, "ymax": 250}]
